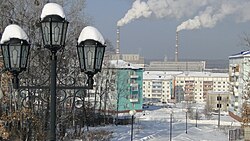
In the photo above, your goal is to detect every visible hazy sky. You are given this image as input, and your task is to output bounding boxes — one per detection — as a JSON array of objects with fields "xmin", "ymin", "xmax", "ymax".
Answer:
[{"xmin": 85, "ymin": 0, "xmax": 250, "ymax": 60}]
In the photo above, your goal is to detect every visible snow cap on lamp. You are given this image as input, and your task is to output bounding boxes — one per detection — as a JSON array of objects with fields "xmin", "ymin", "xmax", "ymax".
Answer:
[
  {"xmin": 0, "ymin": 24, "xmax": 29, "ymax": 44},
  {"xmin": 40, "ymin": 3, "xmax": 65, "ymax": 20}
]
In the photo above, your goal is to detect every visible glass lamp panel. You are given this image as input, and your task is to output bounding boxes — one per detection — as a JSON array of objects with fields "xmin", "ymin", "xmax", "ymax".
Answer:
[
  {"xmin": 77, "ymin": 46, "xmax": 85, "ymax": 70},
  {"xmin": 61, "ymin": 22, "xmax": 68, "ymax": 46},
  {"xmin": 20, "ymin": 44, "xmax": 29, "ymax": 69},
  {"xmin": 9, "ymin": 45, "xmax": 21, "ymax": 70},
  {"xmin": 1, "ymin": 45, "xmax": 10, "ymax": 69},
  {"xmin": 84, "ymin": 45, "xmax": 95, "ymax": 72},
  {"xmin": 41, "ymin": 22, "xmax": 50, "ymax": 45},
  {"xmin": 95, "ymin": 47, "xmax": 105, "ymax": 71},
  {"xmin": 51, "ymin": 22, "xmax": 63, "ymax": 46}
]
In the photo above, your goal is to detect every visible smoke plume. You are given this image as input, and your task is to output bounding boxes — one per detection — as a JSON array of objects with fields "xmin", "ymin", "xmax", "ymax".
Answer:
[
  {"xmin": 118, "ymin": 0, "xmax": 250, "ymax": 32},
  {"xmin": 117, "ymin": 0, "xmax": 152, "ymax": 27},
  {"xmin": 177, "ymin": 1, "xmax": 239, "ymax": 32}
]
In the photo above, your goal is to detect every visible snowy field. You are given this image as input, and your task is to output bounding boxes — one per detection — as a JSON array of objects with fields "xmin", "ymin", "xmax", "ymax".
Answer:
[{"xmin": 87, "ymin": 104, "xmax": 242, "ymax": 141}]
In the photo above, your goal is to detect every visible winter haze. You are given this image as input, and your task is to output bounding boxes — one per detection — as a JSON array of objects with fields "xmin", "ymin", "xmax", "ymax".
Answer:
[{"xmin": 85, "ymin": 0, "xmax": 250, "ymax": 60}]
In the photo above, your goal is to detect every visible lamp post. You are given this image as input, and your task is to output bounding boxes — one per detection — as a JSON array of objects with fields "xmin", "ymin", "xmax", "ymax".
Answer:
[
  {"xmin": 195, "ymin": 108, "xmax": 198, "ymax": 127},
  {"xmin": 170, "ymin": 109, "xmax": 173, "ymax": 141},
  {"xmin": 217, "ymin": 94, "xmax": 222, "ymax": 128},
  {"xmin": 184, "ymin": 109, "xmax": 188, "ymax": 134},
  {"xmin": 0, "ymin": 3, "xmax": 106, "ymax": 141},
  {"xmin": 40, "ymin": 4, "xmax": 69, "ymax": 140},
  {"xmin": 129, "ymin": 110, "xmax": 136, "ymax": 141}
]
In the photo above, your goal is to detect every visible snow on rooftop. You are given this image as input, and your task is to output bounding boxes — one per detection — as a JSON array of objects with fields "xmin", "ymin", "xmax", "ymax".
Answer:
[
  {"xmin": 109, "ymin": 60, "xmax": 143, "ymax": 69},
  {"xmin": 77, "ymin": 26, "xmax": 105, "ymax": 45},
  {"xmin": 40, "ymin": 3, "xmax": 65, "ymax": 20},
  {"xmin": 229, "ymin": 50, "xmax": 250, "ymax": 58},
  {"xmin": 143, "ymin": 71, "xmax": 228, "ymax": 80},
  {"xmin": 0, "ymin": 24, "xmax": 29, "ymax": 44}
]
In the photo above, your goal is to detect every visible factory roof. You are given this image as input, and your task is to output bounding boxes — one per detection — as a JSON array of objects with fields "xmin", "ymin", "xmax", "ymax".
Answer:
[{"xmin": 143, "ymin": 71, "xmax": 228, "ymax": 80}]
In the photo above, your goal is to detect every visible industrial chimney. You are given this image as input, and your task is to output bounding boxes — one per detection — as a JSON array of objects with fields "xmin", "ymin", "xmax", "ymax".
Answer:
[
  {"xmin": 175, "ymin": 31, "xmax": 179, "ymax": 62},
  {"xmin": 116, "ymin": 26, "xmax": 120, "ymax": 59}
]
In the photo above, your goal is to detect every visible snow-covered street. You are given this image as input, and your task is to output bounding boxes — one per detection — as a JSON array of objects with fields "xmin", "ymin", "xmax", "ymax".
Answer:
[{"xmin": 89, "ymin": 104, "xmax": 241, "ymax": 141}]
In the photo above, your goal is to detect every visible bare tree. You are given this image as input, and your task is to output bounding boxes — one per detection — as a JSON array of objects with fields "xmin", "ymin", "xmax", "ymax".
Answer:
[{"xmin": 0, "ymin": 0, "xmax": 104, "ymax": 140}]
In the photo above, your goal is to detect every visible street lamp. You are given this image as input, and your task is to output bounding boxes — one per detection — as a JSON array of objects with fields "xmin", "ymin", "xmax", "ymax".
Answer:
[
  {"xmin": 0, "ymin": 24, "xmax": 30, "ymax": 89},
  {"xmin": 77, "ymin": 26, "xmax": 106, "ymax": 88},
  {"xmin": 0, "ymin": 3, "xmax": 106, "ymax": 141},
  {"xmin": 40, "ymin": 3, "xmax": 69, "ymax": 140},
  {"xmin": 129, "ymin": 110, "xmax": 136, "ymax": 141}
]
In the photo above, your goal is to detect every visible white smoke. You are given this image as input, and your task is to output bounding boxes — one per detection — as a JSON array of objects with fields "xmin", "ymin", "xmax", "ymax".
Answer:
[
  {"xmin": 117, "ymin": 0, "xmax": 209, "ymax": 27},
  {"xmin": 177, "ymin": 1, "xmax": 239, "ymax": 32},
  {"xmin": 117, "ymin": 0, "xmax": 152, "ymax": 27},
  {"xmin": 118, "ymin": 0, "xmax": 250, "ymax": 32}
]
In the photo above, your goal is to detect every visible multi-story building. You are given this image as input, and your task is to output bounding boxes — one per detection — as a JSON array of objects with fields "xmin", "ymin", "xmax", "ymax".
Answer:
[
  {"xmin": 109, "ymin": 60, "xmax": 144, "ymax": 113},
  {"xmin": 207, "ymin": 91, "xmax": 230, "ymax": 112},
  {"xmin": 143, "ymin": 71, "xmax": 229, "ymax": 103},
  {"xmin": 175, "ymin": 72, "xmax": 229, "ymax": 103},
  {"xmin": 228, "ymin": 50, "xmax": 250, "ymax": 123},
  {"xmin": 143, "ymin": 71, "xmax": 175, "ymax": 103}
]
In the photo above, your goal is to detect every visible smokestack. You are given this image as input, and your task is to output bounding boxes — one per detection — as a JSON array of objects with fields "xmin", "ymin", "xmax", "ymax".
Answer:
[
  {"xmin": 116, "ymin": 26, "xmax": 120, "ymax": 58},
  {"xmin": 175, "ymin": 31, "xmax": 179, "ymax": 62}
]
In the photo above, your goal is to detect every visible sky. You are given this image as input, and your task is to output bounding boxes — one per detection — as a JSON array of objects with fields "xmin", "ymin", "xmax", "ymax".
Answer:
[{"xmin": 85, "ymin": 0, "xmax": 250, "ymax": 60}]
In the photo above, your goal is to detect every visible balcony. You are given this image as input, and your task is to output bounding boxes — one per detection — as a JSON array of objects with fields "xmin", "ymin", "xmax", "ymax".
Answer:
[
  {"xmin": 130, "ymin": 83, "xmax": 138, "ymax": 87},
  {"xmin": 235, "ymin": 72, "xmax": 239, "ymax": 76},
  {"xmin": 234, "ymin": 91, "xmax": 239, "ymax": 96},
  {"xmin": 130, "ymin": 98, "xmax": 139, "ymax": 102},
  {"xmin": 235, "ymin": 82, "xmax": 239, "ymax": 86},
  {"xmin": 130, "ymin": 74, "xmax": 139, "ymax": 79},
  {"xmin": 234, "ymin": 102, "xmax": 239, "ymax": 107},
  {"xmin": 130, "ymin": 94, "xmax": 139, "ymax": 103}
]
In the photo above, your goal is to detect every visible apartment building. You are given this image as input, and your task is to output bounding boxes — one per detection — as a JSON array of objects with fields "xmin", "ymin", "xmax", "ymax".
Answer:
[
  {"xmin": 143, "ymin": 71, "xmax": 229, "ymax": 103},
  {"xmin": 175, "ymin": 72, "xmax": 229, "ymax": 103},
  {"xmin": 109, "ymin": 60, "xmax": 144, "ymax": 113},
  {"xmin": 207, "ymin": 91, "xmax": 230, "ymax": 112},
  {"xmin": 143, "ymin": 71, "xmax": 176, "ymax": 103},
  {"xmin": 228, "ymin": 50, "xmax": 250, "ymax": 122}
]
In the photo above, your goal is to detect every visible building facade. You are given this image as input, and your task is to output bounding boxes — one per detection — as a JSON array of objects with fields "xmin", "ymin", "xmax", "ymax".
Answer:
[
  {"xmin": 143, "ymin": 71, "xmax": 229, "ymax": 103},
  {"xmin": 145, "ymin": 61, "xmax": 206, "ymax": 71},
  {"xmin": 228, "ymin": 50, "xmax": 250, "ymax": 123},
  {"xmin": 109, "ymin": 60, "xmax": 144, "ymax": 113},
  {"xmin": 207, "ymin": 91, "xmax": 230, "ymax": 112}
]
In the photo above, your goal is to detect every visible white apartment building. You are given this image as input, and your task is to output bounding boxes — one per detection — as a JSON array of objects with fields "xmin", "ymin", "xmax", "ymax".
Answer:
[
  {"xmin": 175, "ymin": 72, "xmax": 229, "ymax": 103},
  {"xmin": 228, "ymin": 50, "xmax": 250, "ymax": 122},
  {"xmin": 143, "ymin": 71, "xmax": 229, "ymax": 103},
  {"xmin": 143, "ymin": 71, "xmax": 175, "ymax": 103}
]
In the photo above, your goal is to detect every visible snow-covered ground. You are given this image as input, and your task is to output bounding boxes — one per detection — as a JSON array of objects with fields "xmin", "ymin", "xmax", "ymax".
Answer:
[{"xmin": 87, "ymin": 104, "xmax": 242, "ymax": 141}]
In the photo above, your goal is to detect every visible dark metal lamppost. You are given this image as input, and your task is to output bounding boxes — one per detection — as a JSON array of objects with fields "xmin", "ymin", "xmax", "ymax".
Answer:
[
  {"xmin": 0, "ymin": 3, "xmax": 106, "ymax": 141},
  {"xmin": 195, "ymin": 108, "xmax": 198, "ymax": 127},
  {"xmin": 129, "ymin": 110, "xmax": 136, "ymax": 141},
  {"xmin": 170, "ymin": 109, "xmax": 173, "ymax": 141},
  {"xmin": 40, "ymin": 3, "xmax": 69, "ymax": 140},
  {"xmin": 184, "ymin": 109, "xmax": 188, "ymax": 134}
]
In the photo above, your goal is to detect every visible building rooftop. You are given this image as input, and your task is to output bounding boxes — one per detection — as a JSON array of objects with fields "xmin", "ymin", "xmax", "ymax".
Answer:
[{"xmin": 143, "ymin": 71, "xmax": 228, "ymax": 80}]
